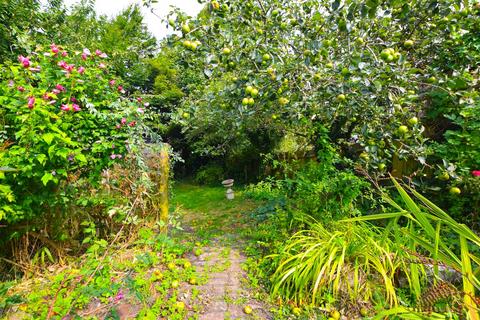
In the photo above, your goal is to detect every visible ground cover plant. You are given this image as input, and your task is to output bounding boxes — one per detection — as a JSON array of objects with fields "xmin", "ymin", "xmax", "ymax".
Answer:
[{"xmin": 0, "ymin": 0, "xmax": 479, "ymax": 319}]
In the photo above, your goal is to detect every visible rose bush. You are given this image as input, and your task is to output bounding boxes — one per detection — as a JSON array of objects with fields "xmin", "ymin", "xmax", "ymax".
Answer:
[{"xmin": 0, "ymin": 44, "xmax": 146, "ymax": 229}]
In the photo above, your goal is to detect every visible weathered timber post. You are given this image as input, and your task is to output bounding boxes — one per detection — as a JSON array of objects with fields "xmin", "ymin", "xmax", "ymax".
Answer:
[{"xmin": 158, "ymin": 145, "xmax": 170, "ymax": 233}]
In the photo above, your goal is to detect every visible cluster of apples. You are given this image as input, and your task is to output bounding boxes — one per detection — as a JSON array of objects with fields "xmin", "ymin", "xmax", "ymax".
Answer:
[
  {"xmin": 183, "ymin": 40, "xmax": 201, "ymax": 51},
  {"xmin": 242, "ymin": 85, "xmax": 259, "ymax": 106}
]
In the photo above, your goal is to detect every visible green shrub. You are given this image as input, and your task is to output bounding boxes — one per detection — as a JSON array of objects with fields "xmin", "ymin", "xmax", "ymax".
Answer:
[
  {"xmin": 270, "ymin": 179, "xmax": 480, "ymax": 318},
  {"xmin": 288, "ymin": 161, "xmax": 369, "ymax": 222},
  {"xmin": 193, "ymin": 164, "xmax": 224, "ymax": 185},
  {"xmin": 270, "ymin": 220, "xmax": 413, "ymax": 308},
  {"xmin": 0, "ymin": 44, "xmax": 151, "ymax": 247},
  {"xmin": 244, "ymin": 178, "xmax": 285, "ymax": 201}
]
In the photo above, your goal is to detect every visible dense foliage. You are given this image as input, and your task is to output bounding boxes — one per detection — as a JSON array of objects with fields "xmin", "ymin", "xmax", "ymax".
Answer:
[
  {"xmin": 1, "ymin": 0, "xmax": 480, "ymax": 319},
  {"xmin": 0, "ymin": 0, "xmax": 160, "ymax": 264},
  {"xmin": 169, "ymin": 0, "xmax": 480, "ymax": 223}
]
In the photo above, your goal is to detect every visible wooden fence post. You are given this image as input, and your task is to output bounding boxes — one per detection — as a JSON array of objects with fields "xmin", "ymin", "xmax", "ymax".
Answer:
[{"xmin": 158, "ymin": 145, "xmax": 169, "ymax": 233}]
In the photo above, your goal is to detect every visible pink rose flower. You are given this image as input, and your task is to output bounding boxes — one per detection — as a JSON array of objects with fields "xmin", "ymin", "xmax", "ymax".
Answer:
[
  {"xmin": 128, "ymin": 121, "xmax": 136, "ymax": 127},
  {"xmin": 58, "ymin": 60, "xmax": 67, "ymax": 68},
  {"xmin": 61, "ymin": 104, "xmax": 71, "ymax": 111},
  {"xmin": 121, "ymin": 118, "xmax": 127, "ymax": 125},
  {"xmin": 71, "ymin": 97, "xmax": 77, "ymax": 103},
  {"xmin": 65, "ymin": 64, "xmax": 74, "ymax": 72},
  {"xmin": 18, "ymin": 86, "xmax": 25, "ymax": 92},
  {"xmin": 52, "ymin": 89, "xmax": 61, "ymax": 94},
  {"xmin": 78, "ymin": 66, "xmax": 85, "ymax": 74},
  {"xmin": 99, "ymin": 63, "xmax": 106, "ymax": 69},
  {"xmin": 27, "ymin": 96, "xmax": 35, "ymax": 109},
  {"xmin": 72, "ymin": 104, "xmax": 81, "ymax": 112},
  {"xmin": 81, "ymin": 53, "xmax": 87, "ymax": 60},
  {"xmin": 95, "ymin": 49, "xmax": 102, "ymax": 56},
  {"xmin": 18, "ymin": 55, "xmax": 30, "ymax": 68},
  {"xmin": 51, "ymin": 44, "xmax": 59, "ymax": 54},
  {"xmin": 472, "ymin": 170, "xmax": 480, "ymax": 177},
  {"xmin": 109, "ymin": 79, "xmax": 116, "ymax": 86},
  {"xmin": 56, "ymin": 84, "xmax": 66, "ymax": 92},
  {"xmin": 61, "ymin": 51, "xmax": 68, "ymax": 57}
]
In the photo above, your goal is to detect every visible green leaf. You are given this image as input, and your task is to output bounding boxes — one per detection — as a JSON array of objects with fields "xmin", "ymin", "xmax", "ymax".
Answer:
[
  {"xmin": 41, "ymin": 173, "xmax": 55, "ymax": 186},
  {"xmin": 36, "ymin": 154, "xmax": 47, "ymax": 166},
  {"xmin": 75, "ymin": 153, "xmax": 87, "ymax": 163},
  {"xmin": 42, "ymin": 133, "xmax": 55, "ymax": 145}
]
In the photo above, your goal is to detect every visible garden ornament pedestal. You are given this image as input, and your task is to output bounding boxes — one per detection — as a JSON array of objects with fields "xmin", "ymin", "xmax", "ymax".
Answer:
[{"xmin": 222, "ymin": 179, "xmax": 234, "ymax": 200}]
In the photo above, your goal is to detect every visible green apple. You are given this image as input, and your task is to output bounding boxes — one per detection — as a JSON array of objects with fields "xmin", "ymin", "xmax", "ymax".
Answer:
[
  {"xmin": 279, "ymin": 97, "xmax": 289, "ymax": 105},
  {"xmin": 222, "ymin": 47, "xmax": 231, "ymax": 55},
  {"xmin": 360, "ymin": 307, "xmax": 368, "ymax": 316},
  {"xmin": 248, "ymin": 98, "xmax": 255, "ymax": 105},
  {"xmin": 398, "ymin": 125, "xmax": 409, "ymax": 134},
  {"xmin": 182, "ymin": 24, "xmax": 191, "ymax": 33},
  {"xmin": 360, "ymin": 152, "xmax": 369, "ymax": 160},
  {"xmin": 337, "ymin": 93, "xmax": 346, "ymax": 102},
  {"xmin": 244, "ymin": 306, "xmax": 253, "ymax": 314},
  {"xmin": 404, "ymin": 39, "xmax": 414, "ymax": 48},
  {"xmin": 439, "ymin": 172, "xmax": 450, "ymax": 180},
  {"xmin": 242, "ymin": 98, "xmax": 249, "ymax": 106},
  {"xmin": 175, "ymin": 301, "xmax": 185, "ymax": 310},
  {"xmin": 292, "ymin": 307, "xmax": 301, "ymax": 316},
  {"xmin": 380, "ymin": 50, "xmax": 390, "ymax": 60},
  {"xmin": 408, "ymin": 117, "xmax": 418, "ymax": 126},
  {"xmin": 449, "ymin": 187, "xmax": 461, "ymax": 195},
  {"xmin": 251, "ymin": 88, "xmax": 259, "ymax": 97},
  {"xmin": 330, "ymin": 310, "xmax": 341, "ymax": 320},
  {"xmin": 262, "ymin": 53, "xmax": 271, "ymax": 61},
  {"xmin": 211, "ymin": 0, "xmax": 220, "ymax": 10}
]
